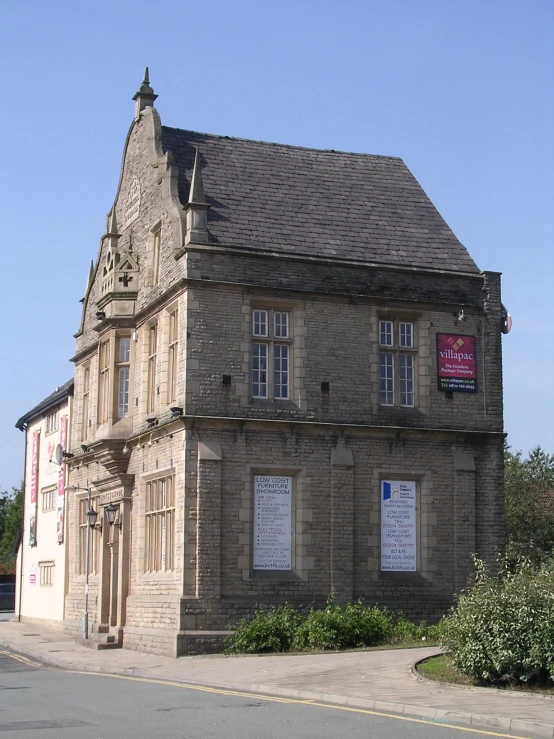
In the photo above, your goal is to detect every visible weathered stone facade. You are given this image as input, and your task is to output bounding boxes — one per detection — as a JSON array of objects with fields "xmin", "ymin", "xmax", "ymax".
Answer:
[{"xmin": 64, "ymin": 72, "xmax": 505, "ymax": 656}]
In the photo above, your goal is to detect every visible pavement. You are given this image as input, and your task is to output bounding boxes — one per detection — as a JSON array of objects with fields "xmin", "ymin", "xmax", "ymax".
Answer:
[{"xmin": 1, "ymin": 619, "xmax": 554, "ymax": 738}]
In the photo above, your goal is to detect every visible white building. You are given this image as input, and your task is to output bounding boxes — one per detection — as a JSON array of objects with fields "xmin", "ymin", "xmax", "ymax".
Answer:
[{"xmin": 15, "ymin": 380, "xmax": 73, "ymax": 627}]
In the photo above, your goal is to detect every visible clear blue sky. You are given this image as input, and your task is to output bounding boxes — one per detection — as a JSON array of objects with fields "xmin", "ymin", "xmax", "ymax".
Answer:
[{"xmin": 1, "ymin": 0, "xmax": 553, "ymax": 490}]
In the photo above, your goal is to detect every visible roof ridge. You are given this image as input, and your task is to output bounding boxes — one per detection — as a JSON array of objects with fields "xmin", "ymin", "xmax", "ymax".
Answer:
[{"xmin": 161, "ymin": 125, "xmax": 403, "ymax": 162}]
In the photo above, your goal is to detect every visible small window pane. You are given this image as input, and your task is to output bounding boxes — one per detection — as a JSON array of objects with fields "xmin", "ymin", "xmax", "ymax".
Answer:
[
  {"xmin": 118, "ymin": 367, "xmax": 130, "ymax": 418},
  {"xmin": 400, "ymin": 354, "xmax": 414, "ymax": 406},
  {"xmin": 379, "ymin": 321, "xmax": 393, "ymax": 347},
  {"xmin": 274, "ymin": 312, "xmax": 289, "ymax": 339},
  {"xmin": 379, "ymin": 353, "xmax": 394, "ymax": 405},
  {"xmin": 274, "ymin": 344, "xmax": 289, "ymax": 399},
  {"xmin": 252, "ymin": 343, "xmax": 268, "ymax": 398},
  {"xmin": 253, "ymin": 310, "xmax": 268, "ymax": 337},
  {"xmin": 400, "ymin": 323, "xmax": 413, "ymax": 348},
  {"xmin": 118, "ymin": 337, "xmax": 131, "ymax": 362}
]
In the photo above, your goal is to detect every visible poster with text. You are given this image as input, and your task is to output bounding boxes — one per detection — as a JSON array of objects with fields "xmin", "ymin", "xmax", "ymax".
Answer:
[
  {"xmin": 381, "ymin": 480, "xmax": 416, "ymax": 571},
  {"xmin": 56, "ymin": 415, "xmax": 67, "ymax": 543},
  {"xmin": 436, "ymin": 333, "xmax": 477, "ymax": 392},
  {"xmin": 253, "ymin": 476, "xmax": 292, "ymax": 570},
  {"xmin": 29, "ymin": 431, "xmax": 40, "ymax": 546}
]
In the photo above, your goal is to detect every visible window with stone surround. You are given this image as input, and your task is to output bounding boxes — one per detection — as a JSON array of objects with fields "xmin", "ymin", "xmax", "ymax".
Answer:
[
  {"xmin": 379, "ymin": 319, "xmax": 417, "ymax": 407},
  {"xmin": 78, "ymin": 499, "xmax": 100, "ymax": 576},
  {"xmin": 41, "ymin": 486, "xmax": 56, "ymax": 512},
  {"xmin": 45, "ymin": 409, "xmax": 59, "ymax": 435},
  {"xmin": 152, "ymin": 227, "xmax": 161, "ymax": 286},
  {"xmin": 144, "ymin": 476, "xmax": 174, "ymax": 572},
  {"xmin": 252, "ymin": 309, "xmax": 291, "ymax": 399},
  {"xmin": 39, "ymin": 561, "xmax": 54, "ymax": 586},
  {"xmin": 116, "ymin": 337, "xmax": 131, "ymax": 418},
  {"xmin": 81, "ymin": 365, "xmax": 90, "ymax": 440},
  {"xmin": 167, "ymin": 308, "xmax": 178, "ymax": 404},
  {"xmin": 97, "ymin": 338, "xmax": 111, "ymax": 424},
  {"xmin": 147, "ymin": 324, "xmax": 158, "ymax": 413}
]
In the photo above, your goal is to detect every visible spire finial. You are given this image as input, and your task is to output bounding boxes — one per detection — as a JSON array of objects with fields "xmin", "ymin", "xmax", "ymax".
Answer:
[
  {"xmin": 132, "ymin": 67, "xmax": 158, "ymax": 118},
  {"xmin": 189, "ymin": 148, "xmax": 206, "ymax": 204},
  {"xmin": 185, "ymin": 148, "xmax": 210, "ymax": 246}
]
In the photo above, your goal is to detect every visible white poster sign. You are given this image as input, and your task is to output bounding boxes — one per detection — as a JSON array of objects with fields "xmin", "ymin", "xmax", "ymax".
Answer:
[
  {"xmin": 253, "ymin": 476, "xmax": 292, "ymax": 570},
  {"xmin": 381, "ymin": 480, "xmax": 417, "ymax": 571}
]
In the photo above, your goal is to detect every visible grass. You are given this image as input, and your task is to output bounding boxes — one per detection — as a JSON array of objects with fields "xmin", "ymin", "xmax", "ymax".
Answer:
[{"xmin": 417, "ymin": 654, "xmax": 554, "ymax": 694}]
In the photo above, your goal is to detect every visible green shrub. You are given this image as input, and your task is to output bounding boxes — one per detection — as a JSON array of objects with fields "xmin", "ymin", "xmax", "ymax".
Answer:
[
  {"xmin": 389, "ymin": 616, "xmax": 427, "ymax": 644},
  {"xmin": 224, "ymin": 604, "xmax": 302, "ymax": 654},
  {"xmin": 292, "ymin": 596, "xmax": 393, "ymax": 651},
  {"xmin": 440, "ymin": 556, "xmax": 554, "ymax": 683}
]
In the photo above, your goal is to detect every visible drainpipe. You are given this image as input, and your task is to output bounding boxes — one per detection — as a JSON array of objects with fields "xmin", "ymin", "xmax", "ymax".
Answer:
[{"xmin": 17, "ymin": 424, "xmax": 28, "ymax": 622}]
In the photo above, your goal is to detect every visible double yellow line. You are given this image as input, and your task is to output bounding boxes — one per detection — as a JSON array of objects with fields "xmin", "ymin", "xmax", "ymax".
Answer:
[{"xmin": 0, "ymin": 650, "xmax": 534, "ymax": 739}]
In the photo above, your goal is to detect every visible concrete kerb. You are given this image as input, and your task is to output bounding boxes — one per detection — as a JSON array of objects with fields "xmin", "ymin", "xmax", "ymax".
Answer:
[{"xmin": 2, "ymin": 633, "xmax": 554, "ymax": 738}]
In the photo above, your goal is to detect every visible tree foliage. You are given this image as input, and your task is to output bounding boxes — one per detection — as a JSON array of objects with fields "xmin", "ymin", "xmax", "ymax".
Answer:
[
  {"xmin": 0, "ymin": 484, "xmax": 23, "ymax": 572},
  {"xmin": 505, "ymin": 445, "xmax": 554, "ymax": 564},
  {"xmin": 441, "ymin": 556, "xmax": 554, "ymax": 684}
]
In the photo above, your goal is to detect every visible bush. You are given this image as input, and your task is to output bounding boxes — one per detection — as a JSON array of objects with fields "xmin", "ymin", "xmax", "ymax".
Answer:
[
  {"xmin": 388, "ymin": 616, "xmax": 427, "ymax": 644},
  {"xmin": 224, "ymin": 604, "xmax": 302, "ymax": 654},
  {"xmin": 440, "ymin": 557, "xmax": 554, "ymax": 684},
  {"xmin": 292, "ymin": 596, "xmax": 393, "ymax": 651}
]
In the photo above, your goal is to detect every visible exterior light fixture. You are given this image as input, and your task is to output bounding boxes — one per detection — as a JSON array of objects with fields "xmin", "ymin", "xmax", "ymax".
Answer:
[
  {"xmin": 148, "ymin": 434, "xmax": 154, "ymax": 447},
  {"xmin": 456, "ymin": 310, "xmax": 465, "ymax": 322},
  {"xmin": 170, "ymin": 407, "xmax": 183, "ymax": 417},
  {"xmin": 122, "ymin": 442, "xmax": 129, "ymax": 454},
  {"xmin": 105, "ymin": 503, "xmax": 122, "ymax": 529},
  {"xmin": 86, "ymin": 508, "xmax": 98, "ymax": 528}
]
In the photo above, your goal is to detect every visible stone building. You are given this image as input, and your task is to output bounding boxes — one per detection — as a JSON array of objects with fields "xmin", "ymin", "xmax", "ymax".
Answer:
[
  {"xmin": 64, "ymin": 71, "xmax": 505, "ymax": 656},
  {"xmin": 15, "ymin": 380, "xmax": 73, "ymax": 627}
]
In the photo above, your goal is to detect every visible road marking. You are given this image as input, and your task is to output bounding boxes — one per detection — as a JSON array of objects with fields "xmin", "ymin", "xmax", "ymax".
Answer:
[
  {"xmin": 0, "ymin": 650, "xmax": 42, "ymax": 668},
  {"xmin": 71, "ymin": 670, "xmax": 534, "ymax": 739}
]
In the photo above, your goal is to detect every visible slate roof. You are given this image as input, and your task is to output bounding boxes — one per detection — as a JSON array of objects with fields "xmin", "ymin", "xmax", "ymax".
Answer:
[
  {"xmin": 161, "ymin": 127, "xmax": 479, "ymax": 274},
  {"xmin": 15, "ymin": 379, "xmax": 74, "ymax": 431}
]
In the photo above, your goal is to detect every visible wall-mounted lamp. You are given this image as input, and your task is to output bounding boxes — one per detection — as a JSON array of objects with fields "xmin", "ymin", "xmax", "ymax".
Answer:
[
  {"xmin": 456, "ymin": 310, "xmax": 465, "ymax": 322},
  {"xmin": 95, "ymin": 311, "xmax": 106, "ymax": 321},
  {"xmin": 122, "ymin": 442, "xmax": 130, "ymax": 454},
  {"xmin": 105, "ymin": 503, "xmax": 122, "ymax": 529},
  {"xmin": 148, "ymin": 434, "xmax": 154, "ymax": 447},
  {"xmin": 170, "ymin": 407, "xmax": 183, "ymax": 418},
  {"xmin": 86, "ymin": 508, "xmax": 98, "ymax": 528}
]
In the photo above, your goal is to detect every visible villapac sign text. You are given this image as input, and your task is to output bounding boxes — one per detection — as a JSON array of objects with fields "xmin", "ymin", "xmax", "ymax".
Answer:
[{"xmin": 436, "ymin": 334, "xmax": 477, "ymax": 392}]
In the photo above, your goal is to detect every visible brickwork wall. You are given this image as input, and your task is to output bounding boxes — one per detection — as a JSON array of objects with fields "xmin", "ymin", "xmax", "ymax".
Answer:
[
  {"xmin": 183, "ymin": 278, "xmax": 503, "ymax": 433},
  {"xmin": 63, "ymin": 102, "xmax": 506, "ymax": 655}
]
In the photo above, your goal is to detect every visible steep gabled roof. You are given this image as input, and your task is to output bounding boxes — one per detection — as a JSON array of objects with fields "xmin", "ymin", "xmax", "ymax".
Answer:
[
  {"xmin": 15, "ymin": 379, "xmax": 74, "ymax": 431},
  {"xmin": 161, "ymin": 127, "xmax": 479, "ymax": 273}
]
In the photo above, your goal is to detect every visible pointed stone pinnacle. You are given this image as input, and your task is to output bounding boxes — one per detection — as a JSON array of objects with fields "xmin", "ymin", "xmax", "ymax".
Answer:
[
  {"xmin": 189, "ymin": 148, "xmax": 206, "ymax": 204},
  {"xmin": 107, "ymin": 208, "xmax": 118, "ymax": 235},
  {"xmin": 132, "ymin": 67, "xmax": 158, "ymax": 112}
]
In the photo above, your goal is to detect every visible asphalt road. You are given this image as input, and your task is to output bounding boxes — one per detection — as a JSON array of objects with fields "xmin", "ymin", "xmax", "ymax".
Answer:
[{"xmin": 0, "ymin": 650, "xmax": 538, "ymax": 739}]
